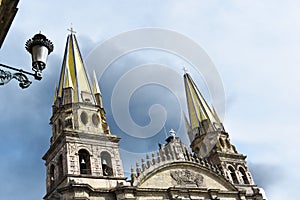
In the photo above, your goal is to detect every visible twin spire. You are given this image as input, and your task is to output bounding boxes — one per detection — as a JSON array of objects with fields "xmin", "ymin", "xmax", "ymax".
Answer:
[
  {"xmin": 53, "ymin": 33, "xmax": 101, "ymax": 106},
  {"xmin": 183, "ymin": 73, "xmax": 224, "ymax": 142},
  {"xmin": 52, "ymin": 30, "xmax": 223, "ymax": 142}
]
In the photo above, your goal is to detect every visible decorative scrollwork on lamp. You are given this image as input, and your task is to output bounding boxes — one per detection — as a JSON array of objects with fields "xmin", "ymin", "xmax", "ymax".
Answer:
[
  {"xmin": 0, "ymin": 69, "xmax": 32, "ymax": 89},
  {"xmin": 0, "ymin": 69, "xmax": 13, "ymax": 85}
]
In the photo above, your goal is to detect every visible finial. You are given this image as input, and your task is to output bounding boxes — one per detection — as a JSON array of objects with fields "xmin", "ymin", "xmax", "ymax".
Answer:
[
  {"xmin": 169, "ymin": 128, "xmax": 176, "ymax": 138},
  {"xmin": 136, "ymin": 162, "xmax": 141, "ymax": 175},
  {"xmin": 182, "ymin": 65, "xmax": 188, "ymax": 74},
  {"xmin": 151, "ymin": 152, "xmax": 156, "ymax": 164},
  {"xmin": 67, "ymin": 24, "xmax": 77, "ymax": 35}
]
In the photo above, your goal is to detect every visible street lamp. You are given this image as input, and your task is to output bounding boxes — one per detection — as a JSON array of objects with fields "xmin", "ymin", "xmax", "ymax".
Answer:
[{"xmin": 0, "ymin": 33, "xmax": 54, "ymax": 89}]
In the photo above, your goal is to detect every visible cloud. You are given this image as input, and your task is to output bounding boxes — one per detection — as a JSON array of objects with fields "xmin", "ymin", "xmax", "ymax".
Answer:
[
  {"xmin": 249, "ymin": 162, "xmax": 283, "ymax": 190},
  {"xmin": 1, "ymin": 1, "xmax": 299, "ymax": 200}
]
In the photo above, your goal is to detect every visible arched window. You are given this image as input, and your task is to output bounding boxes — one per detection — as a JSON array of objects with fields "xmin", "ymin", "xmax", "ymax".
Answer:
[
  {"xmin": 101, "ymin": 151, "xmax": 113, "ymax": 176},
  {"xmin": 78, "ymin": 149, "xmax": 91, "ymax": 175},
  {"xmin": 228, "ymin": 166, "xmax": 239, "ymax": 184},
  {"xmin": 50, "ymin": 164, "xmax": 55, "ymax": 187},
  {"xmin": 239, "ymin": 167, "xmax": 249, "ymax": 184},
  {"xmin": 58, "ymin": 154, "xmax": 63, "ymax": 179}
]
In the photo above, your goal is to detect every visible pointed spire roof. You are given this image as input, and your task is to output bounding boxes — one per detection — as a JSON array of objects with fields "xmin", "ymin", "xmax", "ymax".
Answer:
[
  {"xmin": 184, "ymin": 73, "xmax": 222, "ymax": 133},
  {"xmin": 56, "ymin": 33, "xmax": 95, "ymax": 104},
  {"xmin": 92, "ymin": 70, "xmax": 101, "ymax": 95}
]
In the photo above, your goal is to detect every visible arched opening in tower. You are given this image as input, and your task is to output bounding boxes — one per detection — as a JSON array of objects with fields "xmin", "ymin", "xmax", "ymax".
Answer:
[
  {"xmin": 101, "ymin": 151, "xmax": 113, "ymax": 176},
  {"xmin": 78, "ymin": 149, "xmax": 91, "ymax": 175},
  {"xmin": 239, "ymin": 167, "xmax": 250, "ymax": 184},
  {"xmin": 228, "ymin": 166, "xmax": 239, "ymax": 184}
]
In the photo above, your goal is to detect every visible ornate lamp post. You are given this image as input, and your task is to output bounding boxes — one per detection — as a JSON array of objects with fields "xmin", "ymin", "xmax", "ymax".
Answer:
[{"xmin": 0, "ymin": 33, "xmax": 54, "ymax": 89}]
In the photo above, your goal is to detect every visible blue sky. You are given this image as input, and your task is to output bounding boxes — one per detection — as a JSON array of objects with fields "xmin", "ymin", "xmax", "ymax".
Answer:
[{"xmin": 0, "ymin": 1, "xmax": 299, "ymax": 199}]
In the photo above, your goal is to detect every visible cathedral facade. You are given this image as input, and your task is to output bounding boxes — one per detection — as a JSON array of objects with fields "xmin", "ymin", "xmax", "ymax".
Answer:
[{"xmin": 43, "ymin": 33, "xmax": 266, "ymax": 200}]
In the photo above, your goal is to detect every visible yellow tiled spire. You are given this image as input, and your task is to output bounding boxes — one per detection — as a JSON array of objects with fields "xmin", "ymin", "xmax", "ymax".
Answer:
[
  {"xmin": 57, "ymin": 33, "xmax": 95, "ymax": 104},
  {"xmin": 65, "ymin": 67, "xmax": 73, "ymax": 88},
  {"xmin": 184, "ymin": 74, "xmax": 201, "ymax": 129},
  {"xmin": 184, "ymin": 73, "xmax": 223, "ymax": 135}
]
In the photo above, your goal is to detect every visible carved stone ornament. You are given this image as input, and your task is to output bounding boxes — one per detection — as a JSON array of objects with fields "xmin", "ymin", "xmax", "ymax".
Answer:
[
  {"xmin": 170, "ymin": 169, "xmax": 204, "ymax": 187},
  {"xmin": 68, "ymin": 143, "xmax": 77, "ymax": 154}
]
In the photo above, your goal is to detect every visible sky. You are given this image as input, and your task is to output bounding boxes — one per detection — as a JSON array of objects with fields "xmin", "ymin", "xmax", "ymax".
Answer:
[{"xmin": 0, "ymin": 1, "xmax": 299, "ymax": 199}]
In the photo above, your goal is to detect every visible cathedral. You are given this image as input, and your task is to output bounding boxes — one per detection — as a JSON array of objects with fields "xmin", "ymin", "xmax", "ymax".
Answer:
[{"xmin": 43, "ymin": 32, "xmax": 267, "ymax": 200}]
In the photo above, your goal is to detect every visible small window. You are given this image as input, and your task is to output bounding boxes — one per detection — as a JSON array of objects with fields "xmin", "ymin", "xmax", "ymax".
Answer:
[
  {"xmin": 50, "ymin": 164, "xmax": 55, "ymax": 187},
  {"xmin": 239, "ymin": 167, "xmax": 250, "ymax": 184},
  {"xmin": 92, "ymin": 114, "xmax": 100, "ymax": 127},
  {"xmin": 78, "ymin": 149, "xmax": 91, "ymax": 175},
  {"xmin": 228, "ymin": 166, "xmax": 239, "ymax": 184},
  {"xmin": 101, "ymin": 151, "xmax": 113, "ymax": 176},
  {"xmin": 80, "ymin": 112, "xmax": 88, "ymax": 125}
]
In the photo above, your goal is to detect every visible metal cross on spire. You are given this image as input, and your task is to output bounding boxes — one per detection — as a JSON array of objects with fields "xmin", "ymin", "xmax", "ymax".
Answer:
[{"xmin": 67, "ymin": 24, "xmax": 76, "ymax": 35}]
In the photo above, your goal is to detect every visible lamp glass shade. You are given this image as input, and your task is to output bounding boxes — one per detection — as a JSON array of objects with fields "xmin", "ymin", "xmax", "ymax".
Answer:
[{"xmin": 31, "ymin": 45, "xmax": 49, "ymax": 71}]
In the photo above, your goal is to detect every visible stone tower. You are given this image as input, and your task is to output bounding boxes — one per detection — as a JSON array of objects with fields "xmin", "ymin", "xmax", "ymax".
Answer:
[
  {"xmin": 42, "ymin": 33, "xmax": 126, "ymax": 200},
  {"xmin": 184, "ymin": 73, "xmax": 258, "ymax": 193}
]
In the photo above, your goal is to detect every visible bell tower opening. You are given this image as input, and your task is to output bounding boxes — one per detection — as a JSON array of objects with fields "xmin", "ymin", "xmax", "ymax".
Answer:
[
  {"xmin": 228, "ymin": 166, "xmax": 239, "ymax": 184},
  {"xmin": 78, "ymin": 149, "xmax": 91, "ymax": 175},
  {"xmin": 101, "ymin": 151, "xmax": 113, "ymax": 176},
  {"xmin": 239, "ymin": 167, "xmax": 250, "ymax": 184}
]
